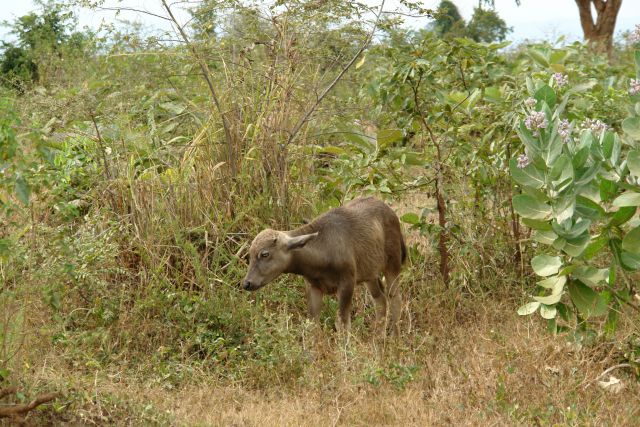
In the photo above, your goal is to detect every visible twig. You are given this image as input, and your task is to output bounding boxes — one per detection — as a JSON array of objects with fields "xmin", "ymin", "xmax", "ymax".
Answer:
[
  {"xmin": 285, "ymin": 0, "xmax": 386, "ymax": 146},
  {"xmin": 595, "ymin": 363, "xmax": 633, "ymax": 381},
  {"xmin": 96, "ymin": 6, "xmax": 171, "ymax": 21},
  {"xmin": 90, "ymin": 113, "xmax": 112, "ymax": 180}
]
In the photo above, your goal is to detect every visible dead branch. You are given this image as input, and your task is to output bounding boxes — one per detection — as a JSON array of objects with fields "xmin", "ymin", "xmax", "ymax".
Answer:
[{"xmin": 0, "ymin": 390, "xmax": 60, "ymax": 419}]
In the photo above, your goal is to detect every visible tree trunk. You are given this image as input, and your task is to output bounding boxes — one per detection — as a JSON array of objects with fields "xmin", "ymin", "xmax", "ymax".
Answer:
[
  {"xmin": 435, "ymin": 172, "xmax": 450, "ymax": 284},
  {"xmin": 433, "ymin": 142, "xmax": 450, "ymax": 285},
  {"xmin": 575, "ymin": 0, "xmax": 623, "ymax": 57}
]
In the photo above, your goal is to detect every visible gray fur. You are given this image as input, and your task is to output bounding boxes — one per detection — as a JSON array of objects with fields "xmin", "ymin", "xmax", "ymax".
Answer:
[{"xmin": 242, "ymin": 197, "xmax": 406, "ymax": 334}]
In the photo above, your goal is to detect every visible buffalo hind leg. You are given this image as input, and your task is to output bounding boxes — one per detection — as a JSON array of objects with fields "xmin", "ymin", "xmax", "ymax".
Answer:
[
  {"xmin": 336, "ymin": 281, "xmax": 355, "ymax": 334},
  {"xmin": 384, "ymin": 269, "xmax": 401, "ymax": 336},
  {"xmin": 365, "ymin": 279, "xmax": 388, "ymax": 334}
]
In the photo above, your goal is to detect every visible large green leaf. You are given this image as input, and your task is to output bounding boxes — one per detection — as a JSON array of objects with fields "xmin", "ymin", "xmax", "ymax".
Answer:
[
  {"xmin": 612, "ymin": 192, "xmax": 640, "ymax": 207},
  {"xmin": 319, "ymin": 145, "xmax": 348, "ymax": 156},
  {"xmin": 563, "ymin": 234, "xmax": 590, "ymax": 257},
  {"xmin": 518, "ymin": 122, "xmax": 541, "ymax": 155},
  {"xmin": 539, "ymin": 304, "xmax": 557, "ymax": 319},
  {"xmin": 534, "ymin": 293, "xmax": 563, "ymax": 305},
  {"xmin": 513, "ymin": 195, "xmax": 551, "ymax": 220},
  {"xmin": 568, "ymin": 79, "xmax": 597, "ymax": 94},
  {"xmin": 542, "ymin": 130, "xmax": 563, "ymax": 166},
  {"xmin": 552, "ymin": 237, "xmax": 566, "ymax": 251},
  {"xmin": 552, "ymin": 218, "xmax": 590, "ymax": 240},
  {"xmin": 602, "ymin": 131, "xmax": 615, "ymax": 158},
  {"xmin": 538, "ymin": 275, "xmax": 566, "ymax": 294},
  {"xmin": 14, "ymin": 176, "xmax": 30, "ymax": 205},
  {"xmin": 522, "ymin": 218, "xmax": 552, "ymax": 231},
  {"xmin": 531, "ymin": 254, "xmax": 562, "ymax": 277},
  {"xmin": 517, "ymin": 301, "xmax": 540, "ymax": 316},
  {"xmin": 509, "ymin": 158, "xmax": 544, "ymax": 189},
  {"xmin": 621, "ymin": 251, "xmax": 640, "ymax": 270},
  {"xmin": 549, "ymin": 50, "xmax": 568, "ymax": 64},
  {"xmin": 583, "ymin": 235, "xmax": 608, "ymax": 260},
  {"xmin": 532, "ymin": 230, "xmax": 557, "ymax": 245},
  {"xmin": 622, "ymin": 116, "xmax": 640, "ymax": 139},
  {"xmin": 610, "ymin": 206, "xmax": 636, "ymax": 226},
  {"xmin": 573, "ymin": 266, "xmax": 608, "ymax": 287},
  {"xmin": 622, "ymin": 226, "xmax": 640, "ymax": 254},
  {"xmin": 466, "ymin": 88, "xmax": 482, "ymax": 112},
  {"xmin": 567, "ymin": 280, "xmax": 608, "ymax": 317},
  {"xmin": 342, "ymin": 128, "xmax": 374, "ymax": 153},
  {"xmin": 484, "ymin": 86, "xmax": 502, "ymax": 103},
  {"xmin": 400, "ymin": 212, "xmax": 420, "ymax": 225},
  {"xmin": 627, "ymin": 150, "xmax": 640, "ymax": 177},
  {"xmin": 553, "ymin": 194, "xmax": 575, "ymax": 223},
  {"xmin": 571, "ymin": 146, "xmax": 590, "ymax": 169},
  {"xmin": 574, "ymin": 163, "xmax": 600, "ymax": 187},
  {"xmin": 377, "ymin": 129, "xmax": 403, "ymax": 149},
  {"xmin": 159, "ymin": 101, "xmax": 187, "ymax": 115},
  {"xmin": 549, "ymin": 154, "xmax": 570, "ymax": 180},
  {"xmin": 529, "ymin": 49, "xmax": 549, "ymax": 67},
  {"xmin": 576, "ymin": 196, "xmax": 605, "ymax": 220},
  {"xmin": 534, "ymin": 85, "xmax": 556, "ymax": 109}
]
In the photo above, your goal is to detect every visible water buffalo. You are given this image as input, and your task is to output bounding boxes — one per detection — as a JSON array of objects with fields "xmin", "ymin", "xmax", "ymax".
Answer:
[{"xmin": 242, "ymin": 197, "xmax": 406, "ymax": 334}]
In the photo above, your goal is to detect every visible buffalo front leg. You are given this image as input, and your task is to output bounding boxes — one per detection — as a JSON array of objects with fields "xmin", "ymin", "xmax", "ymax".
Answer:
[{"xmin": 306, "ymin": 281, "xmax": 324, "ymax": 323}]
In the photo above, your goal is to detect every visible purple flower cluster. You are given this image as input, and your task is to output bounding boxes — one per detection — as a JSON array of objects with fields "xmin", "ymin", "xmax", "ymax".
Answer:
[
  {"xmin": 630, "ymin": 79, "xmax": 640, "ymax": 96},
  {"xmin": 517, "ymin": 153, "xmax": 531, "ymax": 169},
  {"xmin": 583, "ymin": 118, "xmax": 607, "ymax": 135},
  {"xmin": 631, "ymin": 24, "xmax": 640, "ymax": 43},
  {"xmin": 553, "ymin": 73, "xmax": 568, "ymax": 87},
  {"xmin": 558, "ymin": 119, "xmax": 571, "ymax": 143},
  {"xmin": 525, "ymin": 111, "xmax": 548, "ymax": 136},
  {"xmin": 524, "ymin": 97, "xmax": 536, "ymax": 108}
]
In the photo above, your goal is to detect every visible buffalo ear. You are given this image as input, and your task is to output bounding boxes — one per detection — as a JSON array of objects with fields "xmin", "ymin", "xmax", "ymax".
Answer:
[{"xmin": 285, "ymin": 232, "xmax": 318, "ymax": 250}]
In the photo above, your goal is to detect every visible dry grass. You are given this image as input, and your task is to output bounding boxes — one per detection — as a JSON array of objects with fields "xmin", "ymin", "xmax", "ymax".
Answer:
[{"xmin": 16, "ymin": 286, "xmax": 639, "ymax": 426}]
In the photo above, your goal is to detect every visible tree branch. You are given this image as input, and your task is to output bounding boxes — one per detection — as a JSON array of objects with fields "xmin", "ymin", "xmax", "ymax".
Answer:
[
  {"xmin": 592, "ymin": 0, "xmax": 606, "ymax": 14},
  {"xmin": 0, "ymin": 391, "xmax": 60, "ymax": 419},
  {"xmin": 96, "ymin": 6, "xmax": 172, "ymax": 21},
  {"xmin": 575, "ymin": 0, "xmax": 595, "ymax": 33},
  {"xmin": 285, "ymin": 0, "xmax": 386, "ymax": 146}
]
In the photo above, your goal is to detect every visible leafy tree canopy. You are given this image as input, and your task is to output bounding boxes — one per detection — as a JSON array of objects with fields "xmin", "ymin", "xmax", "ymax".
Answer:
[
  {"xmin": 0, "ymin": 0, "xmax": 85, "ymax": 86},
  {"xmin": 432, "ymin": 0, "xmax": 467, "ymax": 38},
  {"xmin": 467, "ymin": 6, "xmax": 512, "ymax": 43},
  {"xmin": 429, "ymin": 0, "xmax": 511, "ymax": 43}
]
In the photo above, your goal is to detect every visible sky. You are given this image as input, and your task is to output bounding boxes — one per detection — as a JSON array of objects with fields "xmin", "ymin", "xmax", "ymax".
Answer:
[{"xmin": 0, "ymin": 0, "xmax": 639, "ymax": 44}]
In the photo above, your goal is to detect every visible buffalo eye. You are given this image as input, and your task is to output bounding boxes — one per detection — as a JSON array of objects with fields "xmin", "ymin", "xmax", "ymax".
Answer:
[{"xmin": 259, "ymin": 250, "xmax": 270, "ymax": 258}]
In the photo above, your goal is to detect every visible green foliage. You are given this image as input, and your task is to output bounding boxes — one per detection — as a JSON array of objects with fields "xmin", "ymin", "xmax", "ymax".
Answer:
[
  {"xmin": 0, "ymin": 97, "xmax": 51, "ymax": 212},
  {"xmin": 431, "ymin": 0, "xmax": 466, "ymax": 38},
  {"xmin": 467, "ymin": 7, "xmax": 512, "ymax": 43},
  {"xmin": 0, "ymin": 1, "xmax": 89, "ymax": 87},
  {"xmin": 512, "ymin": 44, "xmax": 640, "ymax": 334},
  {"xmin": 362, "ymin": 362, "xmax": 420, "ymax": 390},
  {"xmin": 429, "ymin": 1, "xmax": 511, "ymax": 43}
]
